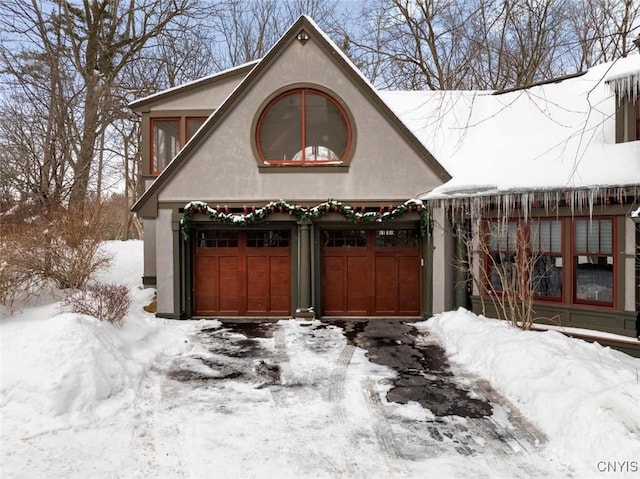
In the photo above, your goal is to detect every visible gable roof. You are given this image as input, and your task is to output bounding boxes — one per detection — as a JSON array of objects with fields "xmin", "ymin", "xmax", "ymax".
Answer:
[
  {"xmin": 132, "ymin": 16, "xmax": 451, "ymax": 214},
  {"xmin": 379, "ymin": 55, "xmax": 640, "ymax": 204}
]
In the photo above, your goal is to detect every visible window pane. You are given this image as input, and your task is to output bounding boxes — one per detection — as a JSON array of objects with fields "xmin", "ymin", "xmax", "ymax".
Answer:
[
  {"xmin": 488, "ymin": 222, "xmax": 499, "ymax": 250},
  {"xmin": 550, "ymin": 220, "xmax": 562, "ymax": 252},
  {"xmin": 489, "ymin": 252, "xmax": 516, "ymax": 293},
  {"xmin": 506, "ymin": 222, "xmax": 517, "ymax": 251},
  {"xmin": 197, "ymin": 230, "xmax": 239, "ymax": 248},
  {"xmin": 375, "ymin": 229, "xmax": 419, "ymax": 247},
  {"xmin": 246, "ymin": 230, "xmax": 290, "ymax": 248},
  {"xmin": 304, "ymin": 91, "xmax": 348, "ymax": 161},
  {"xmin": 259, "ymin": 92, "xmax": 302, "ymax": 161},
  {"xmin": 587, "ymin": 220, "xmax": 600, "ymax": 254},
  {"xmin": 574, "ymin": 219, "xmax": 587, "ymax": 253},
  {"xmin": 187, "ymin": 117, "xmax": 206, "ymax": 141},
  {"xmin": 575, "ymin": 255, "xmax": 613, "ymax": 303},
  {"xmin": 323, "ymin": 230, "xmax": 366, "ymax": 247},
  {"xmin": 153, "ymin": 119, "xmax": 180, "ymax": 173},
  {"xmin": 533, "ymin": 254, "xmax": 562, "ymax": 298},
  {"xmin": 600, "ymin": 219, "xmax": 613, "ymax": 254}
]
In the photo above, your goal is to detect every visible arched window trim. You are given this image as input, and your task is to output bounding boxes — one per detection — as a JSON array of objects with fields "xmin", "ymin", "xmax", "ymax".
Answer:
[{"xmin": 255, "ymin": 87, "xmax": 353, "ymax": 166}]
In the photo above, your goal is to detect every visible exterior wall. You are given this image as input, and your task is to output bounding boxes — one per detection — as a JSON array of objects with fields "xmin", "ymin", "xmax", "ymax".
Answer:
[
  {"xmin": 146, "ymin": 76, "xmax": 244, "ymax": 112},
  {"xmin": 158, "ymin": 37, "xmax": 444, "ymax": 204},
  {"xmin": 155, "ymin": 208, "xmax": 175, "ymax": 316},
  {"xmin": 431, "ymin": 206, "xmax": 454, "ymax": 313},
  {"xmin": 468, "ymin": 205, "xmax": 639, "ymax": 339},
  {"xmin": 142, "ymin": 218, "xmax": 156, "ymax": 285}
]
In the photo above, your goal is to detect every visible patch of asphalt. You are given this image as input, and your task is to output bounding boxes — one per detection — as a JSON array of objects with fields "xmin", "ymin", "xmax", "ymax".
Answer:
[{"xmin": 326, "ymin": 320, "xmax": 493, "ymax": 418}]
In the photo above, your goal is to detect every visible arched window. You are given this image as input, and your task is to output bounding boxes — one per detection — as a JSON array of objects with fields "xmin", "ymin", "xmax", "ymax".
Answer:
[{"xmin": 256, "ymin": 88, "xmax": 351, "ymax": 164}]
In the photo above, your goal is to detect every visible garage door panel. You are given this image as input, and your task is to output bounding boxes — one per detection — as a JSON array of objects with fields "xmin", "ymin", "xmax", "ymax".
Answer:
[
  {"xmin": 323, "ymin": 256, "xmax": 346, "ymax": 314},
  {"xmin": 218, "ymin": 256, "xmax": 242, "ymax": 314},
  {"xmin": 346, "ymin": 256, "xmax": 370, "ymax": 314},
  {"xmin": 269, "ymin": 256, "xmax": 291, "ymax": 314},
  {"xmin": 246, "ymin": 256, "xmax": 269, "ymax": 313},
  {"xmin": 194, "ymin": 256, "xmax": 220, "ymax": 314},
  {"xmin": 375, "ymin": 256, "xmax": 399, "ymax": 314}
]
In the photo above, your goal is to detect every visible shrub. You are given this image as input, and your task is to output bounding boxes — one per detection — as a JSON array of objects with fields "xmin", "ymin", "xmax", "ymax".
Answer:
[
  {"xmin": 0, "ymin": 202, "xmax": 113, "ymax": 311},
  {"xmin": 59, "ymin": 283, "xmax": 131, "ymax": 327},
  {"xmin": 0, "ymin": 230, "xmax": 50, "ymax": 310}
]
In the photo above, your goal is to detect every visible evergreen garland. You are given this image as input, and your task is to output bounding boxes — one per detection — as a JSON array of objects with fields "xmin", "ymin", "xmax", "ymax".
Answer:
[{"xmin": 181, "ymin": 199, "xmax": 429, "ymax": 240}]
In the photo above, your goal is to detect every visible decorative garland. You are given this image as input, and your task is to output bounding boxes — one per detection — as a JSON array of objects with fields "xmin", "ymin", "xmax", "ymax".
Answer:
[{"xmin": 181, "ymin": 199, "xmax": 429, "ymax": 240}]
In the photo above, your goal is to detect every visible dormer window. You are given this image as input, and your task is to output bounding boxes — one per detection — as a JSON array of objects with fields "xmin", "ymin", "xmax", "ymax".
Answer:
[
  {"xmin": 150, "ymin": 116, "xmax": 208, "ymax": 175},
  {"xmin": 256, "ymin": 88, "xmax": 352, "ymax": 165},
  {"xmin": 152, "ymin": 118, "xmax": 179, "ymax": 175}
]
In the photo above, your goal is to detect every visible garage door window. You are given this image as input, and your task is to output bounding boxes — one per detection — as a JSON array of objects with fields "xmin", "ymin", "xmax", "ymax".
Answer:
[
  {"xmin": 375, "ymin": 229, "xmax": 419, "ymax": 247},
  {"xmin": 247, "ymin": 230, "xmax": 290, "ymax": 247},
  {"xmin": 197, "ymin": 231, "xmax": 239, "ymax": 248},
  {"xmin": 323, "ymin": 229, "xmax": 366, "ymax": 247}
]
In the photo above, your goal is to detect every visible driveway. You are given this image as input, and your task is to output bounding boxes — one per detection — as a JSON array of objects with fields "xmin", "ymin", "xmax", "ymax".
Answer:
[{"xmin": 133, "ymin": 319, "xmax": 560, "ymax": 478}]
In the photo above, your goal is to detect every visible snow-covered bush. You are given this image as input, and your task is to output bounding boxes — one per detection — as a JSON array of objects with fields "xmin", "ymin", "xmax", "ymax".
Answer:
[{"xmin": 59, "ymin": 283, "xmax": 131, "ymax": 327}]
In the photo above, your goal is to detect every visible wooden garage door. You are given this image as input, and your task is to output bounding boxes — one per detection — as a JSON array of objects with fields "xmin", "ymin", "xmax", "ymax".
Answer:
[
  {"xmin": 322, "ymin": 229, "xmax": 420, "ymax": 316},
  {"xmin": 194, "ymin": 230, "xmax": 291, "ymax": 316}
]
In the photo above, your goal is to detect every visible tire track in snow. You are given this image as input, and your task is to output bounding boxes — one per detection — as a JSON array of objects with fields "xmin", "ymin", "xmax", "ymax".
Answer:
[
  {"xmin": 328, "ymin": 343, "xmax": 356, "ymax": 422},
  {"xmin": 471, "ymin": 379, "xmax": 548, "ymax": 451},
  {"xmin": 269, "ymin": 324, "xmax": 344, "ymax": 477},
  {"xmin": 154, "ymin": 374, "xmax": 189, "ymax": 478},
  {"xmin": 129, "ymin": 369, "xmax": 161, "ymax": 478},
  {"xmin": 361, "ymin": 376, "xmax": 408, "ymax": 477}
]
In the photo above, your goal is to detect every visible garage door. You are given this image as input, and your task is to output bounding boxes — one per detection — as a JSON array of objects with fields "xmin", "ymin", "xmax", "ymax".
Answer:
[
  {"xmin": 194, "ymin": 230, "xmax": 291, "ymax": 316},
  {"xmin": 322, "ymin": 229, "xmax": 420, "ymax": 316}
]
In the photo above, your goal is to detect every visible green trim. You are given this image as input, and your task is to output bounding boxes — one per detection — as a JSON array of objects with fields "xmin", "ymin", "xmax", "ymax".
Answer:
[{"xmin": 142, "ymin": 275, "xmax": 157, "ymax": 286}]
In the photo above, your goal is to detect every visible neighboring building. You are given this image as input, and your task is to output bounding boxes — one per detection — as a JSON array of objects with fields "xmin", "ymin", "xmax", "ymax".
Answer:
[{"xmin": 131, "ymin": 16, "xmax": 640, "ymax": 353}]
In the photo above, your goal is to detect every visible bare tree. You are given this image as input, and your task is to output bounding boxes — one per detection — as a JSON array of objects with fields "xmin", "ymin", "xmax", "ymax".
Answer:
[
  {"xmin": 0, "ymin": 0, "xmax": 198, "ymax": 210},
  {"xmin": 348, "ymin": 0, "xmax": 640, "ymax": 90},
  {"xmin": 453, "ymin": 214, "xmax": 561, "ymax": 330}
]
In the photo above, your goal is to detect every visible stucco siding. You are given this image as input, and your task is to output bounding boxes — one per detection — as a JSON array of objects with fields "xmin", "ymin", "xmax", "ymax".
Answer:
[
  {"xmin": 432, "ymin": 206, "xmax": 454, "ymax": 313},
  {"xmin": 146, "ymin": 75, "xmax": 245, "ymax": 112},
  {"xmin": 155, "ymin": 208, "xmax": 175, "ymax": 314},
  {"xmin": 143, "ymin": 218, "xmax": 156, "ymax": 279},
  {"xmin": 157, "ymin": 37, "xmax": 444, "ymax": 204}
]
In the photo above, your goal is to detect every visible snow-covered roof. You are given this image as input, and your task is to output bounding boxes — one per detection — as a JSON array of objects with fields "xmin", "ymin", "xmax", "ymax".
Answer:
[{"xmin": 380, "ymin": 55, "xmax": 640, "ymax": 201}]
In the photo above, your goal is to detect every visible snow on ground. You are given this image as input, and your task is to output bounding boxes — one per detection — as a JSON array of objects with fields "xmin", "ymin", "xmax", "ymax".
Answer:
[
  {"xmin": 1, "ymin": 241, "xmax": 639, "ymax": 478},
  {"xmin": 419, "ymin": 310, "xmax": 640, "ymax": 477}
]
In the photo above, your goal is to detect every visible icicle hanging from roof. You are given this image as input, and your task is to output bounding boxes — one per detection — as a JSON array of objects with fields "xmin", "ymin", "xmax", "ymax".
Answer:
[
  {"xmin": 607, "ymin": 72, "xmax": 640, "ymax": 102},
  {"xmin": 431, "ymin": 186, "xmax": 640, "ymax": 223}
]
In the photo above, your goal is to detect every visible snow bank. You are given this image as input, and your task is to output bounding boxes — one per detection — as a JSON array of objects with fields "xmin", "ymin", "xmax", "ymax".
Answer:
[
  {"xmin": 419, "ymin": 309, "xmax": 640, "ymax": 472},
  {"xmin": 2, "ymin": 313, "xmax": 148, "ymax": 416},
  {"xmin": 0, "ymin": 241, "xmax": 187, "ymax": 431}
]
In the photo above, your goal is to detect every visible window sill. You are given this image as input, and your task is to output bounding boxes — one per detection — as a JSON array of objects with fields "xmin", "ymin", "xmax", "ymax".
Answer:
[{"xmin": 258, "ymin": 164, "xmax": 350, "ymax": 173}]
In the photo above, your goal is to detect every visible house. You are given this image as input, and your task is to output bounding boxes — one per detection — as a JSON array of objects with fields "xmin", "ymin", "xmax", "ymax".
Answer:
[{"xmin": 131, "ymin": 16, "xmax": 640, "ymax": 354}]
